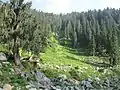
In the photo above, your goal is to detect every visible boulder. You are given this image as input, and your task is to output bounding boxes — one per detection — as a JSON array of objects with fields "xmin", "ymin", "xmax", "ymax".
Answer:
[
  {"xmin": 29, "ymin": 88, "xmax": 37, "ymax": 90},
  {"xmin": 0, "ymin": 52, "xmax": 7, "ymax": 61},
  {"xmin": 35, "ymin": 71, "xmax": 52, "ymax": 89},
  {"xmin": 14, "ymin": 68, "xmax": 22, "ymax": 75},
  {"xmin": 3, "ymin": 84, "xmax": 14, "ymax": 90},
  {"xmin": 81, "ymin": 79, "xmax": 93, "ymax": 90},
  {"xmin": 25, "ymin": 71, "xmax": 54, "ymax": 90}
]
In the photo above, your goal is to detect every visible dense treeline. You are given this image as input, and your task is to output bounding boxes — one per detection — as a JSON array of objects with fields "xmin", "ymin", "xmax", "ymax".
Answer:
[
  {"xmin": 52, "ymin": 9, "xmax": 120, "ymax": 66},
  {"xmin": 0, "ymin": 0, "xmax": 120, "ymax": 66}
]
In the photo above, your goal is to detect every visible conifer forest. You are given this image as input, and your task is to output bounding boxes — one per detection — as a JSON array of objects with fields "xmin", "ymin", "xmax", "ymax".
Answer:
[{"xmin": 0, "ymin": 0, "xmax": 120, "ymax": 90}]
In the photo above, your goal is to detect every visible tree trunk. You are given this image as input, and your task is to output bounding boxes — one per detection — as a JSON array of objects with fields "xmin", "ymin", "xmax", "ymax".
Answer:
[
  {"xmin": 92, "ymin": 36, "xmax": 95, "ymax": 56},
  {"xmin": 13, "ymin": 36, "xmax": 21, "ymax": 66}
]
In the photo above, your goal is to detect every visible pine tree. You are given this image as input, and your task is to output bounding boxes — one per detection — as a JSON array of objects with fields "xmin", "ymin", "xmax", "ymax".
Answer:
[
  {"xmin": 0, "ymin": 0, "xmax": 50, "ymax": 66},
  {"xmin": 109, "ymin": 23, "xmax": 119, "ymax": 66}
]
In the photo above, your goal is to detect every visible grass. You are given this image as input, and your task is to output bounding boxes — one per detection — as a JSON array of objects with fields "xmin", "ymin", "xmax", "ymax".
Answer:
[
  {"xmin": 0, "ymin": 62, "xmax": 27, "ymax": 90},
  {"xmin": 40, "ymin": 43, "xmax": 110, "ymax": 80},
  {"xmin": 0, "ymin": 42, "xmax": 118, "ymax": 81}
]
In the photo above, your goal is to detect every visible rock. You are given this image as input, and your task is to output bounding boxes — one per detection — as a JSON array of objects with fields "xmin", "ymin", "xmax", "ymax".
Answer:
[
  {"xmin": 3, "ymin": 84, "xmax": 14, "ymax": 90},
  {"xmin": 81, "ymin": 79, "xmax": 93, "ymax": 89},
  {"xmin": 0, "ymin": 52, "xmax": 7, "ymax": 61},
  {"xmin": 55, "ymin": 65, "xmax": 60, "ymax": 69},
  {"xmin": 20, "ymin": 72, "xmax": 26, "ymax": 77},
  {"xmin": 10, "ymin": 68, "xmax": 14, "ymax": 73},
  {"xmin": 35, "ymin": 71, "xmax": 52, "ymax": 89},
  {"xmin": 95, "ymin": 77, "xmax": 100, "ymax": 81},
  {"xmin": 58, "ymin": 74, "xmax": 67, "ymax": 80},
  {"xmin": 29, "ymin": 55, "xmax": 39, "ymax": 63},
  {"xmin": 87, "ymin": 78, "xmax": 92, "ymax": 82},
  {"xmin": 67, "ymin": 79, "xmax": 80, "ymax": 85},
  {"xmin": 14, "ymin": 68, "xmax": 22, "ymax": 75},
  {"xmin": 51, "ymin": 86, "xmax": 60, "ymax": 90},
  {"xmin": 26, "ymin": 85, "xmax": 31, "ymax": 89},
  {"xmin": 104, "ymin": 78, "xmax": 110, "ymax": 87},
  {"xmin": 2, "ymin": 62, "xmax": 10, "ymax": 65},
  {"xmin": 74, "ymin": 86, "xmax": 80, "ymax": 90},
  {"xmin": 29, "ymin": 88, "xmax": 37, "ymax": 90},
  {"xmin": 26, "ymin": 71, "xmax": 53, "ymax": 90}
]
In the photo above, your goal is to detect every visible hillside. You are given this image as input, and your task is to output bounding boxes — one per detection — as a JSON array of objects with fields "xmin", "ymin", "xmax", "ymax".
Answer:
[
  {"xmin": 40, "ymin": 43, "xmax": 118, "ymax": 80},
  {"xmin": 1, "ymin": 0, "xmax": 120, "ymax": 89},
  {"xmin": 0, "ymin": 43, "xmax": 120, "ymax": 90}
]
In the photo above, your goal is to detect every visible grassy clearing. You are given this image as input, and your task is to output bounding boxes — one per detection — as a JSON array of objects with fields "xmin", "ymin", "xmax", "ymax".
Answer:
[{"xmin": 40, "ymin": 43, "xmax": 112, "ymax": 80}]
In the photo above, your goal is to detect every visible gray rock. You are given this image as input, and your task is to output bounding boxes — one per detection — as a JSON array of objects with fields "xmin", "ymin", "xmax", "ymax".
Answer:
[
  {"xmin": 26, "ymin": 71, "xmax": 53, "ymax": 90},
  {"xmin": 74, "ymin": 86, "xmax": 80, "ymax": 90},
  {"xmin": 51, "ymin": 85, "xmax": 60, "ymax": 90},
  {"xmin": 35, "ymin": 72, "xmax": 51, "ymax": 83},
  {"xmin": 58, "ymin": 74, "xmax": 67, "ymax": 81},
  {"xmin": 29, "ymin": 88, "xmax": 37, "ymax": 90},
  {"xmin": 2, "ymin": 62, "xmax": 10, "ymax": 64},
  {"xmin": 26, "ymin": 85, "xmax": 32, "ymax": 89},
  {"xmin": 14, "ymin": 68, "xmax": 22, "ymax": 74},
  {"xmin": 0, "ymin": 52, "xmax": 7, "ymax": 61},
  {"xmin": 35, "ymin": 71, "xmax": 52, "ymax": 89},
  {"xmin": 82, "ymin": 80, "xmax": 93, "ymax": 89}
]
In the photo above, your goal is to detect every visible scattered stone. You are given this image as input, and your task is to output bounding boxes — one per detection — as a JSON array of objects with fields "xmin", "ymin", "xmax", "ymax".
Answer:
[
  {"xmin": 55, "ymin": 65, "xmax": 60, "ymax": 69},
  {"xmin": 2, "ymin": 62, "xmax": 10, "ymax": 65},
  {"xmin": 58, "ymin": 74, "xmax": 67, "ymax": 80},
  {"xmin": 29, "ymin": 55, "xmax": 39, "ymax": 63},
  {"xmin": 95, "ymin": 77, "xmax": 100, "ymax": 81},
  {"xmin": 35, "ymin": 71, "xmax": 52, "ymax": 89},
  {"xmin": 0, "ymin": 52, "xmax": 7, "ymax": 61},
  {"xmin": 24, "ymin": 71, "xmax": 53, "ymax": 90},
  {"xmin": 14, "ymin": 68, "xmax": 22, "ymax": 75},
  {"xmin": 26, "ymin": 85, "xmax": 31, "ymax": 89},
  {"xmin": 81, "ymin": 79, "xmax": 93, "ymax": 89},
  {"xmin": 10, "ymin": 68, "xmax": 14, "ymax": 73},
  {"xmin": 104, "ymin": 78, "xmax": 110, "ymax": 87},
  {"xmin": 3, "ymin": 84, "xmax": 14, "ymax": 90},
  {"xmin": 67, "ymin": 79, "xmax": 80, "ymax": 85},
  {"xmin": 29, "ymin": 88, "xmax": 37, "ymax": 90}
]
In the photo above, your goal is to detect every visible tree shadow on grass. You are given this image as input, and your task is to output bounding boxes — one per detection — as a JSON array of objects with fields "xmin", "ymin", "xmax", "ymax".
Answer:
[
  {"xmin": 65, "ymin": 55, "xmax": 79, "ymax": 61},
  {"xmin": 69, "ymin": 51, "xmax": 88, "ymax": 56},
  {"xmin": 81, "ymin": 60, "xmax": 110, "ymax": 68},
  {"xmin": 82, "ymin": 59, "xmax": 120, "ymax": 76},
  {"xmin": 63, "ymin": 46, "xmax": 111, "ymax": 68},
  {"xmin": 65, "ymin": 47, "xmax": 90, "ymax": 56},
  {"xmin": 65, "ymin": 54, "xmax": 110, "ymax": 68}
]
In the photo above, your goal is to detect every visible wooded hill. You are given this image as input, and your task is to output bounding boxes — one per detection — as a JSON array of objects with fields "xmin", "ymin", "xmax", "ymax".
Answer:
[
  {"xmin": 28, "ymin": 7, "xmax": 120, "ymax": 66},
  {"xmin": 0, "ymin": 0, "xmax": 120, "ymax": 67}
]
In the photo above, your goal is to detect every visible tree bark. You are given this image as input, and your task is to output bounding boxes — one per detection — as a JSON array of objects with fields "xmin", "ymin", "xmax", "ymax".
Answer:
[
  {"xmin": 11, "ymin": 20, "xmax": 23, "ymax": 67},
  {"xmin": 13, "ymin": 36, "xmax": 21, "ymax": 66}
]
